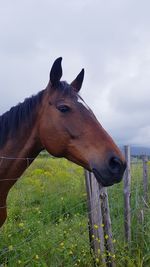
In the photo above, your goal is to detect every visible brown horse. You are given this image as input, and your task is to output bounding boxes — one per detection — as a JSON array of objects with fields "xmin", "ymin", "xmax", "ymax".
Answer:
[{"xmin": 0, "ymin": 58, "xmax": 126, "ymax": 227}]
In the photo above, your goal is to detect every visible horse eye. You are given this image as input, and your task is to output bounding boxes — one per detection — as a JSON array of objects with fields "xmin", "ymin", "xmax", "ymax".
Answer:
[{"xmin": 57, "ymin": 105, "xmax": 70, "ymax": 113}]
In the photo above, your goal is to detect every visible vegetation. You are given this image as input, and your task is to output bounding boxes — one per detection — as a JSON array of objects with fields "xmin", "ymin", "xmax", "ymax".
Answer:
[
  {"xmin": 0, "ymin": 156, "xmax": 150, "ymax": 266},
  {"xmin": 108, "ymin": 161, "xmax": 150, "ymax": 267}
]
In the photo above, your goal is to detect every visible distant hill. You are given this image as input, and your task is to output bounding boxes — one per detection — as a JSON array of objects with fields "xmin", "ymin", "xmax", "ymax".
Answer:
[{"xmin": 120, "ymin": 146, "xmax": 150, "ymax": 156}]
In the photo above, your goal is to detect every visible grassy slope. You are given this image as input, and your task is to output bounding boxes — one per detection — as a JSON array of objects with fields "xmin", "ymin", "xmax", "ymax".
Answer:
[{"xmin": 0, "ymin": 157, "xmax": 150, "ymax": 267}]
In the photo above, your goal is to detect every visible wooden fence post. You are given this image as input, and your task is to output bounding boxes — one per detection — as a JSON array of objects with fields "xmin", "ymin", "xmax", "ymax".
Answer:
[
  {"xmin": 123, "ymin": 145, "xmax": 131, "ymax": 244},
  {"xmin": 85, "ymin": 171, "xmax": 115, "ymax": 266},
  {"xmin": 142, "ymin": 155, "xmax": 148, "ymax": 206},
  {"xmin": 99, "ymin": 186, "xmax": 116, "ymax": 267},
  {"xmin": 85, "ymin": 170, "xmax": 106, "ymax": 265}
]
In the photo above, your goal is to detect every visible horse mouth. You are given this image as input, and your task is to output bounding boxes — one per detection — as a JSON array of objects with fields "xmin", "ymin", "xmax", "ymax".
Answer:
[{"xmin": 92, "ymin": 168, "xmax": 114, "ymax": 187}]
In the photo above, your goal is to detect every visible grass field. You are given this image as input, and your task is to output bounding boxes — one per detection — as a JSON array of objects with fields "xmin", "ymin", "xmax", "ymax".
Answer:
[{"xmin": 0, "ymin": 156, "xmax": 150, "ymax": 267}]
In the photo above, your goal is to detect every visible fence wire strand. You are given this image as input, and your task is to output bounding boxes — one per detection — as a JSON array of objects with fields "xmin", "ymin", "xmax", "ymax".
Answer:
[{"xmin": 0, "ymin": 154, "xmax": 150, "ymax": 266}]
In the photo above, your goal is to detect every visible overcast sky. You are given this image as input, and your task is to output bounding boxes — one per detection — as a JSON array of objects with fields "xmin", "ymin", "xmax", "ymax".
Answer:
[{"xmin": 0, "ymin": 0, "xmax": 150, "ymax": 147}]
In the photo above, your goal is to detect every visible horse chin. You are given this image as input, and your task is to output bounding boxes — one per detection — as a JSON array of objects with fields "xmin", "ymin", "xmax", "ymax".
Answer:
[{"xmin": 92, "ymin": 168, "xmax": 115, "ymax": 187}]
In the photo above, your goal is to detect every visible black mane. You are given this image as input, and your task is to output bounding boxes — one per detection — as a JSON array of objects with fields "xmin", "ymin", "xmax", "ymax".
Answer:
[{"xmin": 0, "ymin": 90, "xmax": 44, "ymax": 149}]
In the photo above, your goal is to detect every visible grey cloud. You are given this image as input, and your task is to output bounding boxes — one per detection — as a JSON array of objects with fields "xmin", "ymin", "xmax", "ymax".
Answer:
[{"xmin": 1, "ymin": 0, "xmax": 150, "ymax": 146}]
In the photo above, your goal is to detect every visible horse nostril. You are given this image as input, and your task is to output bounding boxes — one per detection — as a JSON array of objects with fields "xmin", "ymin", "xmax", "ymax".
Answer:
[{"xmin": 109, "ymin": 157, "xmax": 122, "ymax": 174}]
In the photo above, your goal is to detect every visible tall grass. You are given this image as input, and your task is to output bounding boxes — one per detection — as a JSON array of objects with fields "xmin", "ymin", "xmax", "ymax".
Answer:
[
  {"xmin": 108, "ymin": 161, "xmax": 150, "ymax": 267},
  {"xmin": 0, "ymin": 156, "xmax": 150, "ymax": 266}
]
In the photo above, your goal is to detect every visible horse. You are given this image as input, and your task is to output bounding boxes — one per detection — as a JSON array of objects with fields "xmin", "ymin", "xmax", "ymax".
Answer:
[{"xmin": 0, "ymin": 57, "xmax": 126, "ymax": 227}]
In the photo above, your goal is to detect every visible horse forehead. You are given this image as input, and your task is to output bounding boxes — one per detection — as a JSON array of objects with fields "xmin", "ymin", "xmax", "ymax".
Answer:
[
  {"xmin": 47, "ymin": 87, "xmax": 91, "ymax": 112},
  {"xmin": 77, "ymin": 96, "xmax": 91, "ymax": 111}
]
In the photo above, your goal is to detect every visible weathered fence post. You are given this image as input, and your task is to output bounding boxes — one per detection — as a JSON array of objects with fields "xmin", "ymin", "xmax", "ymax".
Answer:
[
  {"xmin": 85, "ymin": 170, "xmax": 106, "ymax": 265},
  {"xmin": 123, "ymin": 145, "xmax": 131, "ymax": 244},
  {"xmin": 142, "ymin": 155, "xmax": 148, "ymax": 206},
  {"xmin": 99, "ymin": 186, "xmax": 116, "ymax": 267},
  {"xmin": 85, "ymin": 171, "xmax": 115, "ymax": 266}
]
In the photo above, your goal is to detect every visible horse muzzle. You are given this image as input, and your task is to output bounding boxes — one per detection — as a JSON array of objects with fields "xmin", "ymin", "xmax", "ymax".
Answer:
[{"xmin": 92, "ymin": 156, "xmax": 126, "ymax": 187}]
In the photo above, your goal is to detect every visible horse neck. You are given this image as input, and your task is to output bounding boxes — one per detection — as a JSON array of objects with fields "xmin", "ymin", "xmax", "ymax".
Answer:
[{"xmin": 0, "ymin": 111, "xmax": 43, "ymax": 181}]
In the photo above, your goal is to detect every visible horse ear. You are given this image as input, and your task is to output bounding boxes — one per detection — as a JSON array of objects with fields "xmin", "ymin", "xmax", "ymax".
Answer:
[
  {"xmin": 50, "ymin": 57, "xmax": 63, "ymax": 86},
  {"xmin": 70, "ymin": 69, "xmax": 84, "ymax": 92}
]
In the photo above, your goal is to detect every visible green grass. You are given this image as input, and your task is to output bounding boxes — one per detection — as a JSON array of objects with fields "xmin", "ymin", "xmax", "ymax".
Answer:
[
  {"xmin": 108, "ymin": 161, "xmax": 150, "ymax": 267},
  {"xmin": 0, "ymin": 157, "xmax": 150, "ymax": 266}
]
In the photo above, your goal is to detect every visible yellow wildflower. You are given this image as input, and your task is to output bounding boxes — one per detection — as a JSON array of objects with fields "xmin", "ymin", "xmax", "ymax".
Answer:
[
  {"xmin": 96, "ymin": 258, "xmax": 99, "ymax": 263},
  {"xmin": 35, "ymin": 254, "xmax": 39, "ymax": 260},
  {"xmin": 18, "ymin": 222, "xmax": 24, "ymax": 228},
  {"xmin": 8, "ymin": 245, "xmax": 13, "ymax": 251},
  {"xmin": 94, "ymin": 224, "xmax": 98, "ymax": 229}
]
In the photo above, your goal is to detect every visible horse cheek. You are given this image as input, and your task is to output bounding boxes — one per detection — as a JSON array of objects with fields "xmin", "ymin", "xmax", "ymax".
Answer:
[{"xmin": 39, "ymin": 122, "xmax": 67, "ymax": 157}]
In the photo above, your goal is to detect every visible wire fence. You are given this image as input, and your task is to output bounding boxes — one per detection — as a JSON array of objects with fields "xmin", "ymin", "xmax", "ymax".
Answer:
[{"xmin": 0, "ymin": 149, "xmax": 150, "ymax": 267}]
